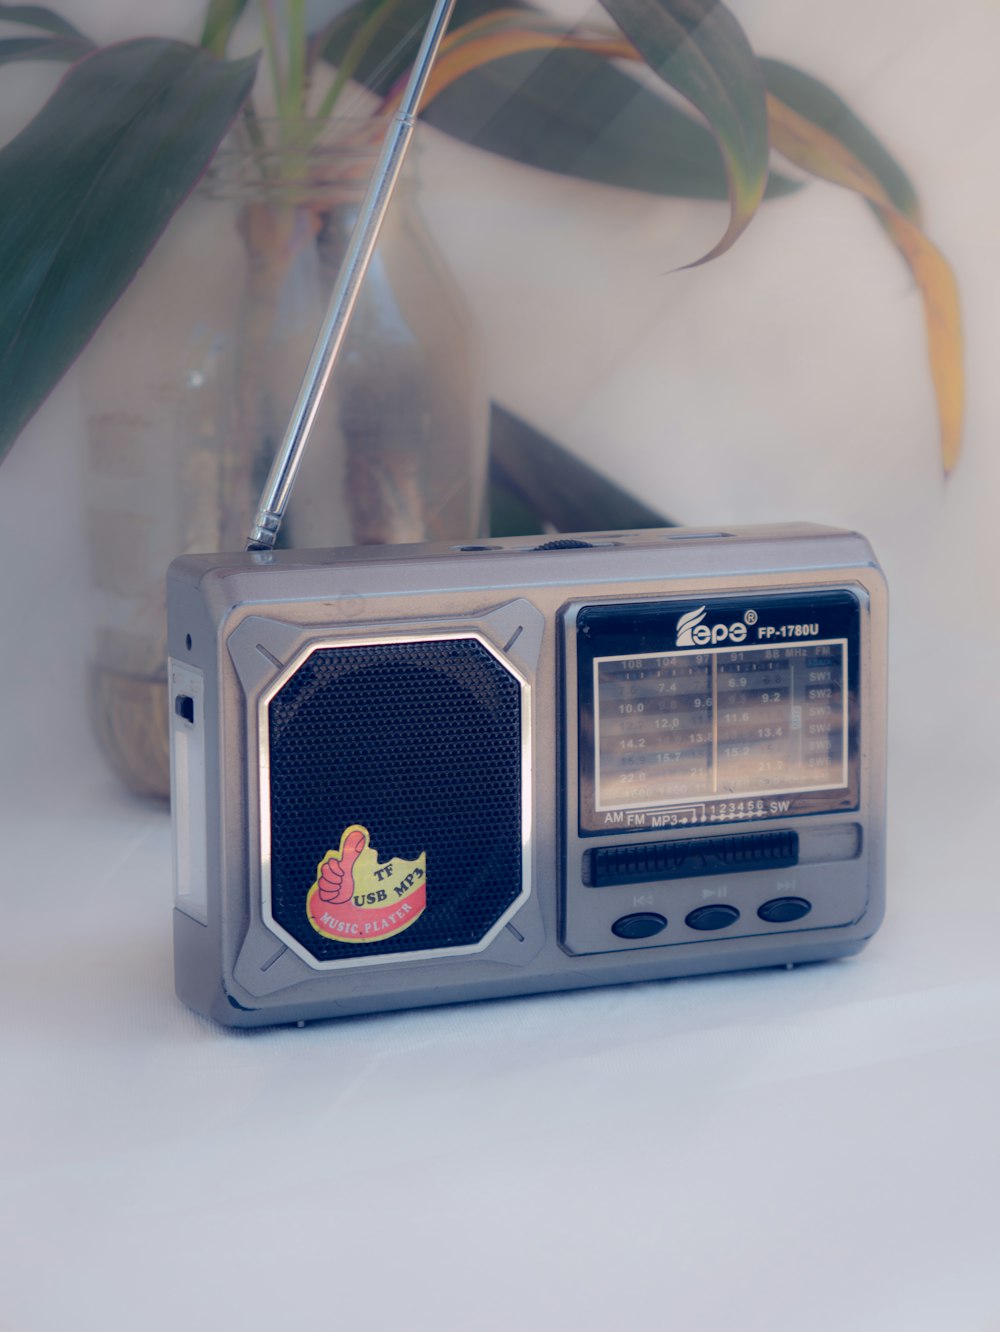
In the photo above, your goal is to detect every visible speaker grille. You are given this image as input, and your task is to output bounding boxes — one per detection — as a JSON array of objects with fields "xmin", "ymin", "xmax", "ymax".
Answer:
[{"xmin": 266, "ymin": 638, "xmax": 524, "ymax": 962}]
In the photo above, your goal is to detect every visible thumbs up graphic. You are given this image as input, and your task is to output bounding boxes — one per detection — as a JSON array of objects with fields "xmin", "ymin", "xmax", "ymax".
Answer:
[{"xmin": 317, "ymin": 826, "xmax": 368, "ymax": 904}]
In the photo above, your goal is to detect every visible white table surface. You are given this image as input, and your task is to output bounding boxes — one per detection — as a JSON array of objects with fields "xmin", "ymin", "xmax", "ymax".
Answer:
[
  {"xmin": 2, "ymin": 478, "xmax": 998, "ymax": 1331},
  {"xmin": 3, "ymin": 720, "xmax": 999, "ymax": 1332}
]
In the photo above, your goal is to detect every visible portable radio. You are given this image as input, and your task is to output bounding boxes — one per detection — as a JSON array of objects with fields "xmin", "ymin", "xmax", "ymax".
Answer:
[{"xmin": 168, "ymin": 524, "xmax": 886, "ymax": 1026}]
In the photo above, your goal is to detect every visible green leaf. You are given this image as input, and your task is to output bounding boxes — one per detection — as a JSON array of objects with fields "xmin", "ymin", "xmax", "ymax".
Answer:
[
  {"xmin": 596, "ymin": 0, "xmax": 768, "ymax": 259},
  {"xmin": 0, "ymin": 33, "xmax": 91, "ymax": 62},
  {"xmin": 764, "ymin": 80, "xmax": 962, "ymax": 472},
  {"xmin": 320, "ymin": 0, "xmax": 794, "ymax": 204},
  {"xmin": 420, "ymin": 46, "xmax": 797, "ymax": 202},
  {"xmin": 199, "ymin": 0, "xmax": 251, "ymax": 56},
  {"xmin": 0, "ymin": 39, "xmax": 258, "ymax": 460},
  {"xmin": 312, "ymin": 0, "xmax": 408, "ymax": 119},
  {"xmin": 0, "ymin": 3, "xmax": 91, "ymax": 40},
  {"xmin": 319, "ymin": 0, "xmax": 532, "ymax": 94},
  {"xmin": 761, "ymin": 57, "xmax": 920, "ymax": 222}
]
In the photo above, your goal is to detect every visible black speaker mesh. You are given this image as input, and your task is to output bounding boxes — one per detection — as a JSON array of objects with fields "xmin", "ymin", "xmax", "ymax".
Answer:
[{"xmin": 267, "ymin": 638, "xmax": 523, "ymax": 961}]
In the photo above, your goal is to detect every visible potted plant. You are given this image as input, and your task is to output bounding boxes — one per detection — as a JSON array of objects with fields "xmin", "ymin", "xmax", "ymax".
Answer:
[
  {"xmin": 0, "ymin": 0, "xmax": 962, "ymax": 797},
  {"xmin": 0, "ymin": 0, "xmax": 962, "ymax": 464}
]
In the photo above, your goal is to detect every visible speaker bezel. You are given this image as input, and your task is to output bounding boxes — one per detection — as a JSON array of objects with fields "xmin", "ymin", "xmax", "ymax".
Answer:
[{"xmin": 256, "ymin": 630, "xmax": 532, "ymax": 970}]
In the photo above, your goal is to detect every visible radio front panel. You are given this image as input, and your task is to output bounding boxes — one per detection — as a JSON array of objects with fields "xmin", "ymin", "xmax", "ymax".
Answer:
[{"xmin": 561, "ymin": 585, "xmax": 876, "ymax": 957}]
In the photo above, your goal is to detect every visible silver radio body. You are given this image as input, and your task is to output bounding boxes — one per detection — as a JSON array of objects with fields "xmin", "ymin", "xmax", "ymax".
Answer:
[{"xmin": 167, "ymin": 523, "xmax": 887, "ymax": 1028}]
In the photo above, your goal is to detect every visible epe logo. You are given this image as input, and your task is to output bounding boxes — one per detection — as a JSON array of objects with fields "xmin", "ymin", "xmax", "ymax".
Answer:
[{"xmin": 676, "ymin": 606, "xmax": 748, "ymax": 648}]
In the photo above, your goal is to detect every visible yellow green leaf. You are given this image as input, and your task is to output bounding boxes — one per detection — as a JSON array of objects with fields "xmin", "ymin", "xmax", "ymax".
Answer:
[
  {"xmin": 384, "ymin": 0, "xmax": 769, "ymax": 265},
  {"xmin": 766, "ymin": 91, "xmax": 963, "ymax": 473},
  {"xmin": 596, "ymin": 0, "xmax": 767, "ymax": 263}
]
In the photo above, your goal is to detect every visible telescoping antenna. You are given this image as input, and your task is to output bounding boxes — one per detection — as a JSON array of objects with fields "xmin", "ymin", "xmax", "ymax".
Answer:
[{"xmin": 246, "ymin": 0, "xmax": 459, "ymax": 552}]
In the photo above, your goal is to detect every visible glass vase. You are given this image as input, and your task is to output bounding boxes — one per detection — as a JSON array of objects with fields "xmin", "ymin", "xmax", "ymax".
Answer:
[{"xmin": 81, "ymin": 116, "xmax": 488, "ymax": 798}]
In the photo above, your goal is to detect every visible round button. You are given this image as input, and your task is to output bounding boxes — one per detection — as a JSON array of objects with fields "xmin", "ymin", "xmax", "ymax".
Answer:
[
  {"xmin": 757, "ymin": 896, "xmax": 812, "ymax": 924},
  {"xmin": 685, "ymin": 904, "xmax": 740, "ymax": 931},
  {"xmin": 612, "ymin": 912, "xmax": 667, "ymax": 940}
]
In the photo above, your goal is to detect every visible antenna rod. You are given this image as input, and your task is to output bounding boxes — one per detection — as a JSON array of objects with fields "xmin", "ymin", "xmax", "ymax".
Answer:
[{"xmin": 246, "ymin": 0, "xmax": 458, "ymax": 551}]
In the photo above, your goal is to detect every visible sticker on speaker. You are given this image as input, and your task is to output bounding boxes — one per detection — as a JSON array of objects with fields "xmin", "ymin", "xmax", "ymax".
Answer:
[{"xmin": 306, "ymin": 825, "xmax": 427, "ymax": 943}]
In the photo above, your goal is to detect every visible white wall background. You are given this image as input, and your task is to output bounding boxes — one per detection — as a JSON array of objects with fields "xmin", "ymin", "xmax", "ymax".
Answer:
[{"xmin": 1, "ymin": 0, "xmax": 997, "ymax": 809}]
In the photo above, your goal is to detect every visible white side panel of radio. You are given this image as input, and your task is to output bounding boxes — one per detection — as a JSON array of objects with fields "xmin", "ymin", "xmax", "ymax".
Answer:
[{"xmin": 169, "ymin": 659, "xmax": 208, "ymax": 925}]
